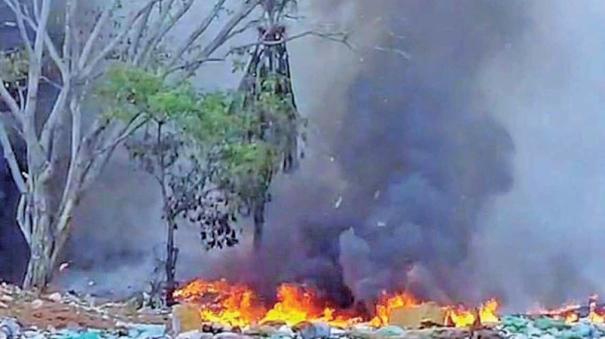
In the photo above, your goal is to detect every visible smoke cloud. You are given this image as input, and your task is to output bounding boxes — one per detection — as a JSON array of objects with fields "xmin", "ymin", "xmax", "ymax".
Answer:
[
  {"xmin": 468, "ymin": 0, "xmax": 605, "ymax": 311},
  {"xmin": 237, "ymin": 0, "xmax": 522, "ymax": 306},
  {"xmin": 3, "ymin": 0, "xmax": 605, "ymax": 313}
]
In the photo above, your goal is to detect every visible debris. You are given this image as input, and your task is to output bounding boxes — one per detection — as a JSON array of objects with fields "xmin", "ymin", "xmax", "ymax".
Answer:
[
  {"xmin": 48, "ymin": 292, "xmax": 62, "ymax": 303},
  {"xmin": 176, "ymin": 330, "xmax": 214, "ymax": 339},
  {"xmin": 172, "ymin": 304, "xmax": 203, "ymax": 334},
  {"xmin": 31, "ymin": 299, "xmax": 44, "ymax": 309},
  {"xmin": 334, "ymin": 196, "xmax": 343, "ymax": 209},
  {"xmin": 0, "ymin": 318, "xmax": 21, "ymax": 339},
  {"xmin": 244, "ymin": 325, "xmax": 277, "ymax": 337},
  {"xmin": 59, "ymin": 262, "xmax": 70, "ymax": 272},
  {"xmin": 214, "ymin": 332, "xmax": 249, "ymax": 339},
  {"xmin": 374, "ymin": 325, "xmax": 406, "ymax": 337},
  {"xmin": 293, "ymin": 321, "xmax": 330, "ymax": 339},
  {"xmin": 388, "ymin": 302, "xmax": 446, "ymax": 329}
]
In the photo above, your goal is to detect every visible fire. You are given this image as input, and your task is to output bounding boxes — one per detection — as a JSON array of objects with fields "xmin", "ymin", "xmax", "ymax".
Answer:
[
  {"xmin": 173, "ymin": 278, "xmax": 605, "ymax": 329},
  {"xmin": 479, "ymin": 299, "xmax": 500, "ymax": 324},
  {"xmin": 370, "ymin": 291, "xmax": 419, "ymax": 327},
  {"xmin": 261, "ymin": 284, "xmax": 347, "ymax": 326},
  {"xmin": 444, "ymin": 299, "xmax": 500, "ymax": 328},
  {"xmin": 588, "ymin": 295, "xmax": 605, "ymax": 324},
  {"xmin": 174, "ymin": 280, "xmax": 357, "ymax": 327},
  {"xmin": 529, "ymin": 295, "xmax": 605, "ymax": 325},
  {"xmin": 172, "ymin": 279, "xmax": 266, "ymax": 327},
  {"xmin": 174, "ymin": 279, "xmax": 501, "ymax": 329},
  {"xmin": 447, "ymin": 307, "xmax": 477, "ymax": 328}
]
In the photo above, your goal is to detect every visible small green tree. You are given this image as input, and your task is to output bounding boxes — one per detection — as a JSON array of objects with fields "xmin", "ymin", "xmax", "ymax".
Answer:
[{"xmin": 100, "ymin": 66, "xmax": 294, "ymax": 304}]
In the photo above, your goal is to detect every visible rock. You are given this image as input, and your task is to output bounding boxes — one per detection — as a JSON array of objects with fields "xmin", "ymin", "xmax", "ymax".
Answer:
[
  {"xmin": 347, "ymin": 324, "xmax": 374, "ymax": 339},
  {"xmin": 271, "ymin": 325, "xmax": 296, "ymax": 338},
  {"xmin": 330, "ymin": 327, "xmax": 347, "ymax": 337},
  {"xmin": 47, "ymin": 292, "xmax": 62, "ymax": 303},
  {"xmin": 0, "ymin": 295, "xmax": 13, "ymax": 303},
  {"xmin": 31, "ymin": 299, "xmax": 44, "ymax": 309},
  {"xmin": 0, "ymin": 318, "xmax": 21, "ymax": 339},
  {"xmin": 293, "ymin": 321, "xmax": 331, "ymax": 339},
  {"xmin": 245, "ymin": 325, "xmax": 278, "ymax": 337},
  {"xmin": 176, "ymin": 330, "xmax": 214, "ymax": 339}
]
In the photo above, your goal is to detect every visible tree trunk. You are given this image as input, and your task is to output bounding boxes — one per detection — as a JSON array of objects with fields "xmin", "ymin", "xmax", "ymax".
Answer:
[
  {"xmin": 21, "ymin": 176, "xmax": 74, "ymax": 290},
  {"xmin": 23, "ymin": 238, "xmax": 53, "ymax": 289},
  {"xmin": 252, "ymin": 202, "xmax": 265, "ymax": 251},
  {"xmin": 164, "ymin": 214, "xmax": 178, "ymax": 306},
  {"xmin": 22, "ymin": 204, "xmax": 54, "ymax": 289}
]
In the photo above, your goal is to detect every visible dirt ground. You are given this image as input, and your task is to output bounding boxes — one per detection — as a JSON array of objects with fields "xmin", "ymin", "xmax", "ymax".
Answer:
[{"xmin": 0, "ymin": 283, "xmax": 169, "ymax": 330}]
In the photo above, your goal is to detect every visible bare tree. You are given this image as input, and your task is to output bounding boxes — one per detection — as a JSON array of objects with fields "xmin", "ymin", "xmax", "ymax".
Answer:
[{"xmin": 0, "ymin": 0, "xmax": 319, "ymax": 289}]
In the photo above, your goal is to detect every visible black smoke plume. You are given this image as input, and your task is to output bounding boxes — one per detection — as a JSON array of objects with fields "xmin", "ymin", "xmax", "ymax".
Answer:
[{"xmin": 214, "ymin": 0, "xmax": 525, "ymax": 306}]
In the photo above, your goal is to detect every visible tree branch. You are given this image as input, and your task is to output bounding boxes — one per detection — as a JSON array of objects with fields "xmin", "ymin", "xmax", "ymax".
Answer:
[
  {"xmin": 0, "ymin": 80, "xmax": 21, "ymax": 119},
  {"xmin": 80, "ymin": 0, "xmax": 162, "ymax": 79},
  {"xmin": 128, "ymin": 3, "xmax": 154, "ymax": 61},
  {"xmin": 63, "ymin": 0, "xmax": 76, "ymax": 66},
  {"xmin": 134, "ymin": 0, "xmax": 177, "ymax": 64},
  {"xmin": 167, "ymin": 0, "xmax": 227, "ymax": 68},
  {"xmin": 94, "ymin": 115, "xmax": 147, "ymax": 156},
  {"xmin": 16, "ymin": 195, "xmax": 31, "ymax": 245},
  {"xmin": 3, "ymin": 0, "xmax": 34, "ymax": 57},
  {"xmin": 180, "ymin": 0, "xmax": 261, "ymax": 79},
  {"xmin": 165, "ymin": 29, "xmax": 355, "ymax": 76},
  {"xmin": 0, "ymin": 117, "xmax": 26, "ymax": 193},
  {"xmin": 77, "ymin": 3, "xmax": 115, "ymax": 71}
]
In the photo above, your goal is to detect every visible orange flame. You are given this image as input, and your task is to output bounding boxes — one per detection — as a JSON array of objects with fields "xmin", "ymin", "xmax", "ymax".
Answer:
[
  {"xmin": 261, "ymin": 284, "xmax": 341, "ymax": 326},
  {"xmin": 171, "ymin": 279, "xmax": 603, "ymax": 328},
  {"xmin": 370, "ymin": 291, "xmax": 419, "ymax": 327},
  {"xmin": 174, "ymin": 280, "xmax": 359, "ymax": 327},
  {"xmin": 173, "ymin": 279, "xmax": 266, "ymax": 327},
  {"xmin": 529, "ymin": 295, "xmax": 605, "ymax": 325},
  {"xmin": 447, "ymin": 307, "xmax": 477, "ymax": 328},
  {"xmin": 479, "ymin": 299, "xmax": 500, "ymax": 324}
]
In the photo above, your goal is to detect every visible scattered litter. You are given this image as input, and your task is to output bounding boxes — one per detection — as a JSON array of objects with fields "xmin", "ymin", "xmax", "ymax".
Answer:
[
  {"xmin": 0, "ymin": 317, "xmax": 21, "ymax": 339},
  {"xmin": 48, "ymin": 292, "xmax": 62, "ymax": 303},
  {"xmin": 59, "ymin": 262, "xmax": 70, "ymax": 272},
  {"xmin": 333, "ymin": 196, "xmax": 342, "ymax": 209},
  {"xmin": 31, "ymin": 299, "xmax": 43, "ymax": 309}
]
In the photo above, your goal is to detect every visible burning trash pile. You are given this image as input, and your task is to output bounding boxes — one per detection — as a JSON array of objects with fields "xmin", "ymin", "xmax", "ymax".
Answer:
[
  {"xmin": 171, "ymin": 279, "xmax": 605, "ymax": 339},
  {"xmin": 3, "ymin": 279, "xmax": 605, "ymax": 338}
]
